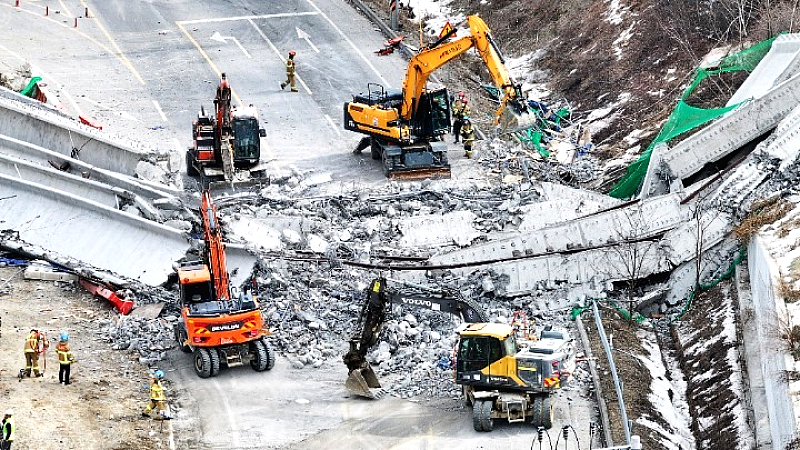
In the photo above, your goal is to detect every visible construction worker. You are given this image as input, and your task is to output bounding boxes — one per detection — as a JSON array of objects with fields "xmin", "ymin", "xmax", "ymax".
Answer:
[
  {"xmin": 461, "ymin": 116, "xmax": 476, "ymax": 159},
  {"xmin": 1, "ymin": 409, "xmax": 13, "ymax": 450},
  {"xmin": 23, "ymin": 329, "xmax": 48, "ymax": 377},
  {"xmin": 143, "ymin": 370, "xmax": 170, "ymax": 420},
  {"xmin": 452, "ymin": 96, "xmax": 471, "ymax": 143},
  {"xmin": 280, "ymin": 51, "xmax": 298, "ymax": 92},
  {"xmin": 214, "ymin": 73, "xmax": 232, "ymax": 128},
  {"xmin": 55, "ymin": 332, "xmax": 75, "ymax": 385}
]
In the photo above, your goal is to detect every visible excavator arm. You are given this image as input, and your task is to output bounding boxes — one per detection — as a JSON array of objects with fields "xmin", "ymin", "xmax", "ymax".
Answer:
[
  {"xmin": 400, "ymin": 15, "xmax": 528, "ymax": 123},
  {"xmin": 200, "ymin": 190, "xmax": 230, "ymax": 302},
  {"xmin": 343, "ymin": 277, "xmax": 487, "ymax": 398}
]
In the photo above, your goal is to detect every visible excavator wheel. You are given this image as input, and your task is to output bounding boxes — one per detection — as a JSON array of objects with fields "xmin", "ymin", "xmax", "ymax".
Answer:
[
  {"xmin": 531, "ymin": 396, "xmax": 543, "ymax": 427},
  {"xmin": 209, "ymin": 348, "xmax": 221, "ymax": 377},
  {"xmin": 250, "ymin": 340, "xmax": 270, "ymax": 372},
  {"xmin": 472, "ymin": 400, "xmax": 484, "ymax": 432},
  {"xmin": 479, "ymin": 400, "xmax": 494, "ymax": 432},
  {"xmin": 194, "ymin": 348, "xmax": 212, "ymax": 378},
  {"xmin": 541, "ymin": 396, "xmax": 553, "ymax": 429},
  {"xmin": 263, "ymin": 339, "xmax": 276, "ymax": 370},
  {"xmin": 174, "ymin": 325, "xmax": 191, "ymax": 354},
  {"xmin": 370, "ymin": 139, "xmax": 381, "ymax": 160}
]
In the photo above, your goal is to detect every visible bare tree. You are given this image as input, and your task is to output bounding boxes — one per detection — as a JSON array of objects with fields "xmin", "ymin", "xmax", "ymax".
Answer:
[{"xmin": 597, "ymin": 207, "xmax": 663, "ymax": 324}]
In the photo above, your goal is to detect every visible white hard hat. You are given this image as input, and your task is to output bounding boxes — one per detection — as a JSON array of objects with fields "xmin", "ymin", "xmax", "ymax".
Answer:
[{"xmin": 5, "ymin": 409, "xmax": 12, "ymax": 415}]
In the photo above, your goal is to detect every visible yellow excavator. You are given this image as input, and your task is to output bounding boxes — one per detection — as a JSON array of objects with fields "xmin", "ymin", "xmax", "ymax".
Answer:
[
  {"xmin": 343, "ymin": 278, "xmax": 574, "ymax": 431},
  {"xmin": 344, "ymin": 15, "xmax": 531, "ymax": 179}
]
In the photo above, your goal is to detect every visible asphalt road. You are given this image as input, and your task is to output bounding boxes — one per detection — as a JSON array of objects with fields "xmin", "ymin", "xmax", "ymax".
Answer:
[
  {"xmin": 164, "ymin": 346, "xmax": 598, "ymax": 450},
  {"xmin": 94, "ymin": 0, "xmax": 409, "ymax": 181}
]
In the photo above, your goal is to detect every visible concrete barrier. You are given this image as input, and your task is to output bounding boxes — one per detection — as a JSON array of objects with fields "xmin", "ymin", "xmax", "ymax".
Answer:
[{"xmin": 743, "ymin": 235, "xmax": 797, "ymax": 447}]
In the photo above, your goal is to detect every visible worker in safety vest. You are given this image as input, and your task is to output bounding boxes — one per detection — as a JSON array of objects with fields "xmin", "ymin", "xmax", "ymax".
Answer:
[
  {"xmin": 461, "ymin": 116, "xmax": 476, "ymax": 159},
  {"xmin": 280, "ymin": 51, "xmax": 298, "ymax": 92},
  {"xmin": 23, "ymin": 329, "xmax": 48, "ymax": 377},
  {"xmin": 1, "ymin": 409, "xmax": 14, "ymax": 450},
  {"xmin": 452, "ymin": 96, "xmax": 471, "ymax": 143},
  {"xmin": 143, "ymin": 370, "xmax": 170, "ymax": 419},
  {"xmin": 55, "ymin": 332, "xmax": 75, "ymax": 385}
]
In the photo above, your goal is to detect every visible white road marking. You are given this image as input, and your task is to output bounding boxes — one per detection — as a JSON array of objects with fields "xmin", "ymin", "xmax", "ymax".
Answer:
[
  {"xmin": 304, "ymin": 0, "xmax": 391, "ymax": 87},
  {"xmin": 180, "ymin": 12, "xmax": 318, "ymax": 25},
  {"xmin": 247, "ymin": 19, "xmax": 312, "ymax": 95},
  {"xmin": 152, "ymin": 100, "xmax": 168, "ymax": 122},
  {"xmin": 212, "ymin": 378, "xmax": 242, "ymax": 448},
  {"xmin": 296, "ymin": 27, "xmax": 320, "ymax": 53},
  {"xmin": 325, "ymin": 114, "xmax": 342, "ymax": 137},
  {"xmin": 210, "ymin": 31, "xmax": 252, "ymax": 59}
]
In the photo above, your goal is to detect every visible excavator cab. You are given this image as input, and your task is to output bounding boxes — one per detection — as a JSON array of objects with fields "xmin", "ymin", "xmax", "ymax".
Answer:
[
  {"xmin": 230, "ymin": 106, "xmax": 266, "ymax": 165},
  {"xmin": 410, "ymin": 88, "xmax": 451, "ymax": 139}
]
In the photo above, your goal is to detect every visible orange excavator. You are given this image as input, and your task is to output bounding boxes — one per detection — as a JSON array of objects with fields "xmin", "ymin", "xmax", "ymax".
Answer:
[
  {"xmin": 174, "ymin": 189, "xmax": 274, "ymax": 378},
  {"xmin": 186, "ymin": 73, "xmax": 268, "ymax": 183}
]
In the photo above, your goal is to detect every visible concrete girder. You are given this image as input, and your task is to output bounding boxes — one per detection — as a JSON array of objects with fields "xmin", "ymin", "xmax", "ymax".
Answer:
[
  {"xmin": 0, "ymin": 133, "xmax": 182, "ymax": 200},
  {"xmin": 0, "ymin": 90, "xmax": 156, "ymax": 176},
  {"xmin": 661, "ymin": 64, "xmax": 800, "ymax": 183},
  {"xmin": 0, "ymin": 173, "xmax": 190, "ymax": 286},
  {"xmin": 431, "ymin": 194, "xmax": 688, "ymax": 265}
]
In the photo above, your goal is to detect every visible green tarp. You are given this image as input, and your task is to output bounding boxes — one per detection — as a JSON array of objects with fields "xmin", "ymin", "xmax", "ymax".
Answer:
[
  {"xmin": 19, "ymin": 76, "xmax": 42, "ymax": 98},
  {"xmin": 608, "ymin": 33, "xmax": 782, "ymax": 199}
]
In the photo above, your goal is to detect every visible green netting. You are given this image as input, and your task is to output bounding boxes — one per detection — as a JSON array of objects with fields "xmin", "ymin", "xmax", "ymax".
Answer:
[
  {"xmin": 19, "ymin": 76, "xmax": 42, "ymax": 98},
  {"xmin": 671, "ymin": 246, "xmax": 747, "ymax": 322},
  {"xmin": 516, "ymin": 129, "xmax": 549, "ymax": 157},
  {"xmin": 608, "ymin": 33, "xmax": 783, "ymax": 199},
  {"xmin": 569, "ymin": 299, "xmax": 646, "ymax": 324}
]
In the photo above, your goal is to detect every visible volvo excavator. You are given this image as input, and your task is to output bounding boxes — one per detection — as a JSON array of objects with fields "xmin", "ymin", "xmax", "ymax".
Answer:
[
  {"xmin": 186, "ymin": 73, "xmax": 268, "ymax": 183},
  {"xmin": 344, "ymin": 15, "xmax": 532, "ymax": 179},
  {"xmin": 343, "ymin": 278, "xmax": 574, "ymax": 431},
  {"xmin": 173, "ymin": 189, "xmax": 275, "ymax": 378}
]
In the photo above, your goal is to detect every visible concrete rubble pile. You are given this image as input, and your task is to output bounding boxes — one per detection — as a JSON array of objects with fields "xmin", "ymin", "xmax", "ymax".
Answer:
[
  {"xmin": 477, "ymin": 137, "xmax": 601, "ymax": 187},
  {"xmin": 197, "ymin": 178, "xmax": 579, "ymax": 398}
]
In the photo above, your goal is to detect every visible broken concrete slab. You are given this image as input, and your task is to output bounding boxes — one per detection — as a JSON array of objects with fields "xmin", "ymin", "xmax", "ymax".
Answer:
[{"xmin": 398, "ymin": 211, "xmax": 479, "ymax": 248}]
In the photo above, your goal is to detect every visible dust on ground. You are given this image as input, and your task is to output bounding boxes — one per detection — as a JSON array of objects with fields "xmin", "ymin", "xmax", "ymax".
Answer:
[{"xmin": 0, "ymin": 266, "xmax": 172, "ymax": 450}]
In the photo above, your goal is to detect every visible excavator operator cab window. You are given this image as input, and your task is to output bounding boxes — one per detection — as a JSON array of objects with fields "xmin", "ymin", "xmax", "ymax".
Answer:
[
  {"xmin": 231, "ymin": 118, "xmax": 260, "ymax": 160},
  {"xmin": 413, "ymin": 89, "xmax": 451, "ymax": 138},
  {"xmin": 458, "ymin": 336, "xmax": 505, "ymax": 373}
]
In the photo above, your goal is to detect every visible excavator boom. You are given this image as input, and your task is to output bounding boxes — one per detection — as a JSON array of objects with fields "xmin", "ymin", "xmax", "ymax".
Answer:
[
  {"xmin": 343, "ymin": 278, "xmax": 487, "ymax": 398},
  {"xmin": 200, "ymin": 190, "xmax": 230, "ymax": 301},
  {"xmin": 399, "ymin": 15, "xmax": 528, "ymax": 123}
]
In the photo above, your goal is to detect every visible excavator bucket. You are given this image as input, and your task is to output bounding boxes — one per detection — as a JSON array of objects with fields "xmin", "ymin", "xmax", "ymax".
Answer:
[
  {"xmin": 497, "ymin": 101, "xmax": 538, "ymax": 132},
  {"xmin": 345, "ymin": 364, "xmax": 385, "ymax": 399}
]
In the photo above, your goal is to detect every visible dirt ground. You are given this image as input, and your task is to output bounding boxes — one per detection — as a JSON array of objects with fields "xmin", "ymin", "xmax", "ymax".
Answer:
[{"xmin": 0, "ymin": 266, "xmax": 173, "ymax": 450}]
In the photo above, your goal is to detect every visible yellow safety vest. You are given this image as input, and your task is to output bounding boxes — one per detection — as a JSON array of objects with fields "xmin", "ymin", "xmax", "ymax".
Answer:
[
  {"xmin": 285, "ymin": 59, "xmax": 295, "ymax": 75},
  {"xmin": 1, "ymin": 416, "xmax": 13, "ymax": 442},
  {"xmin": 24, "ymin": 332, "xmax": 39, "ymax": 353},
  {"xmin": 150, "ymin": 380, "xmax": 166, "ymax": 401},
  {"xmin": 56, "ymin": 343, "xmax": 74, "ymax": 364}
]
